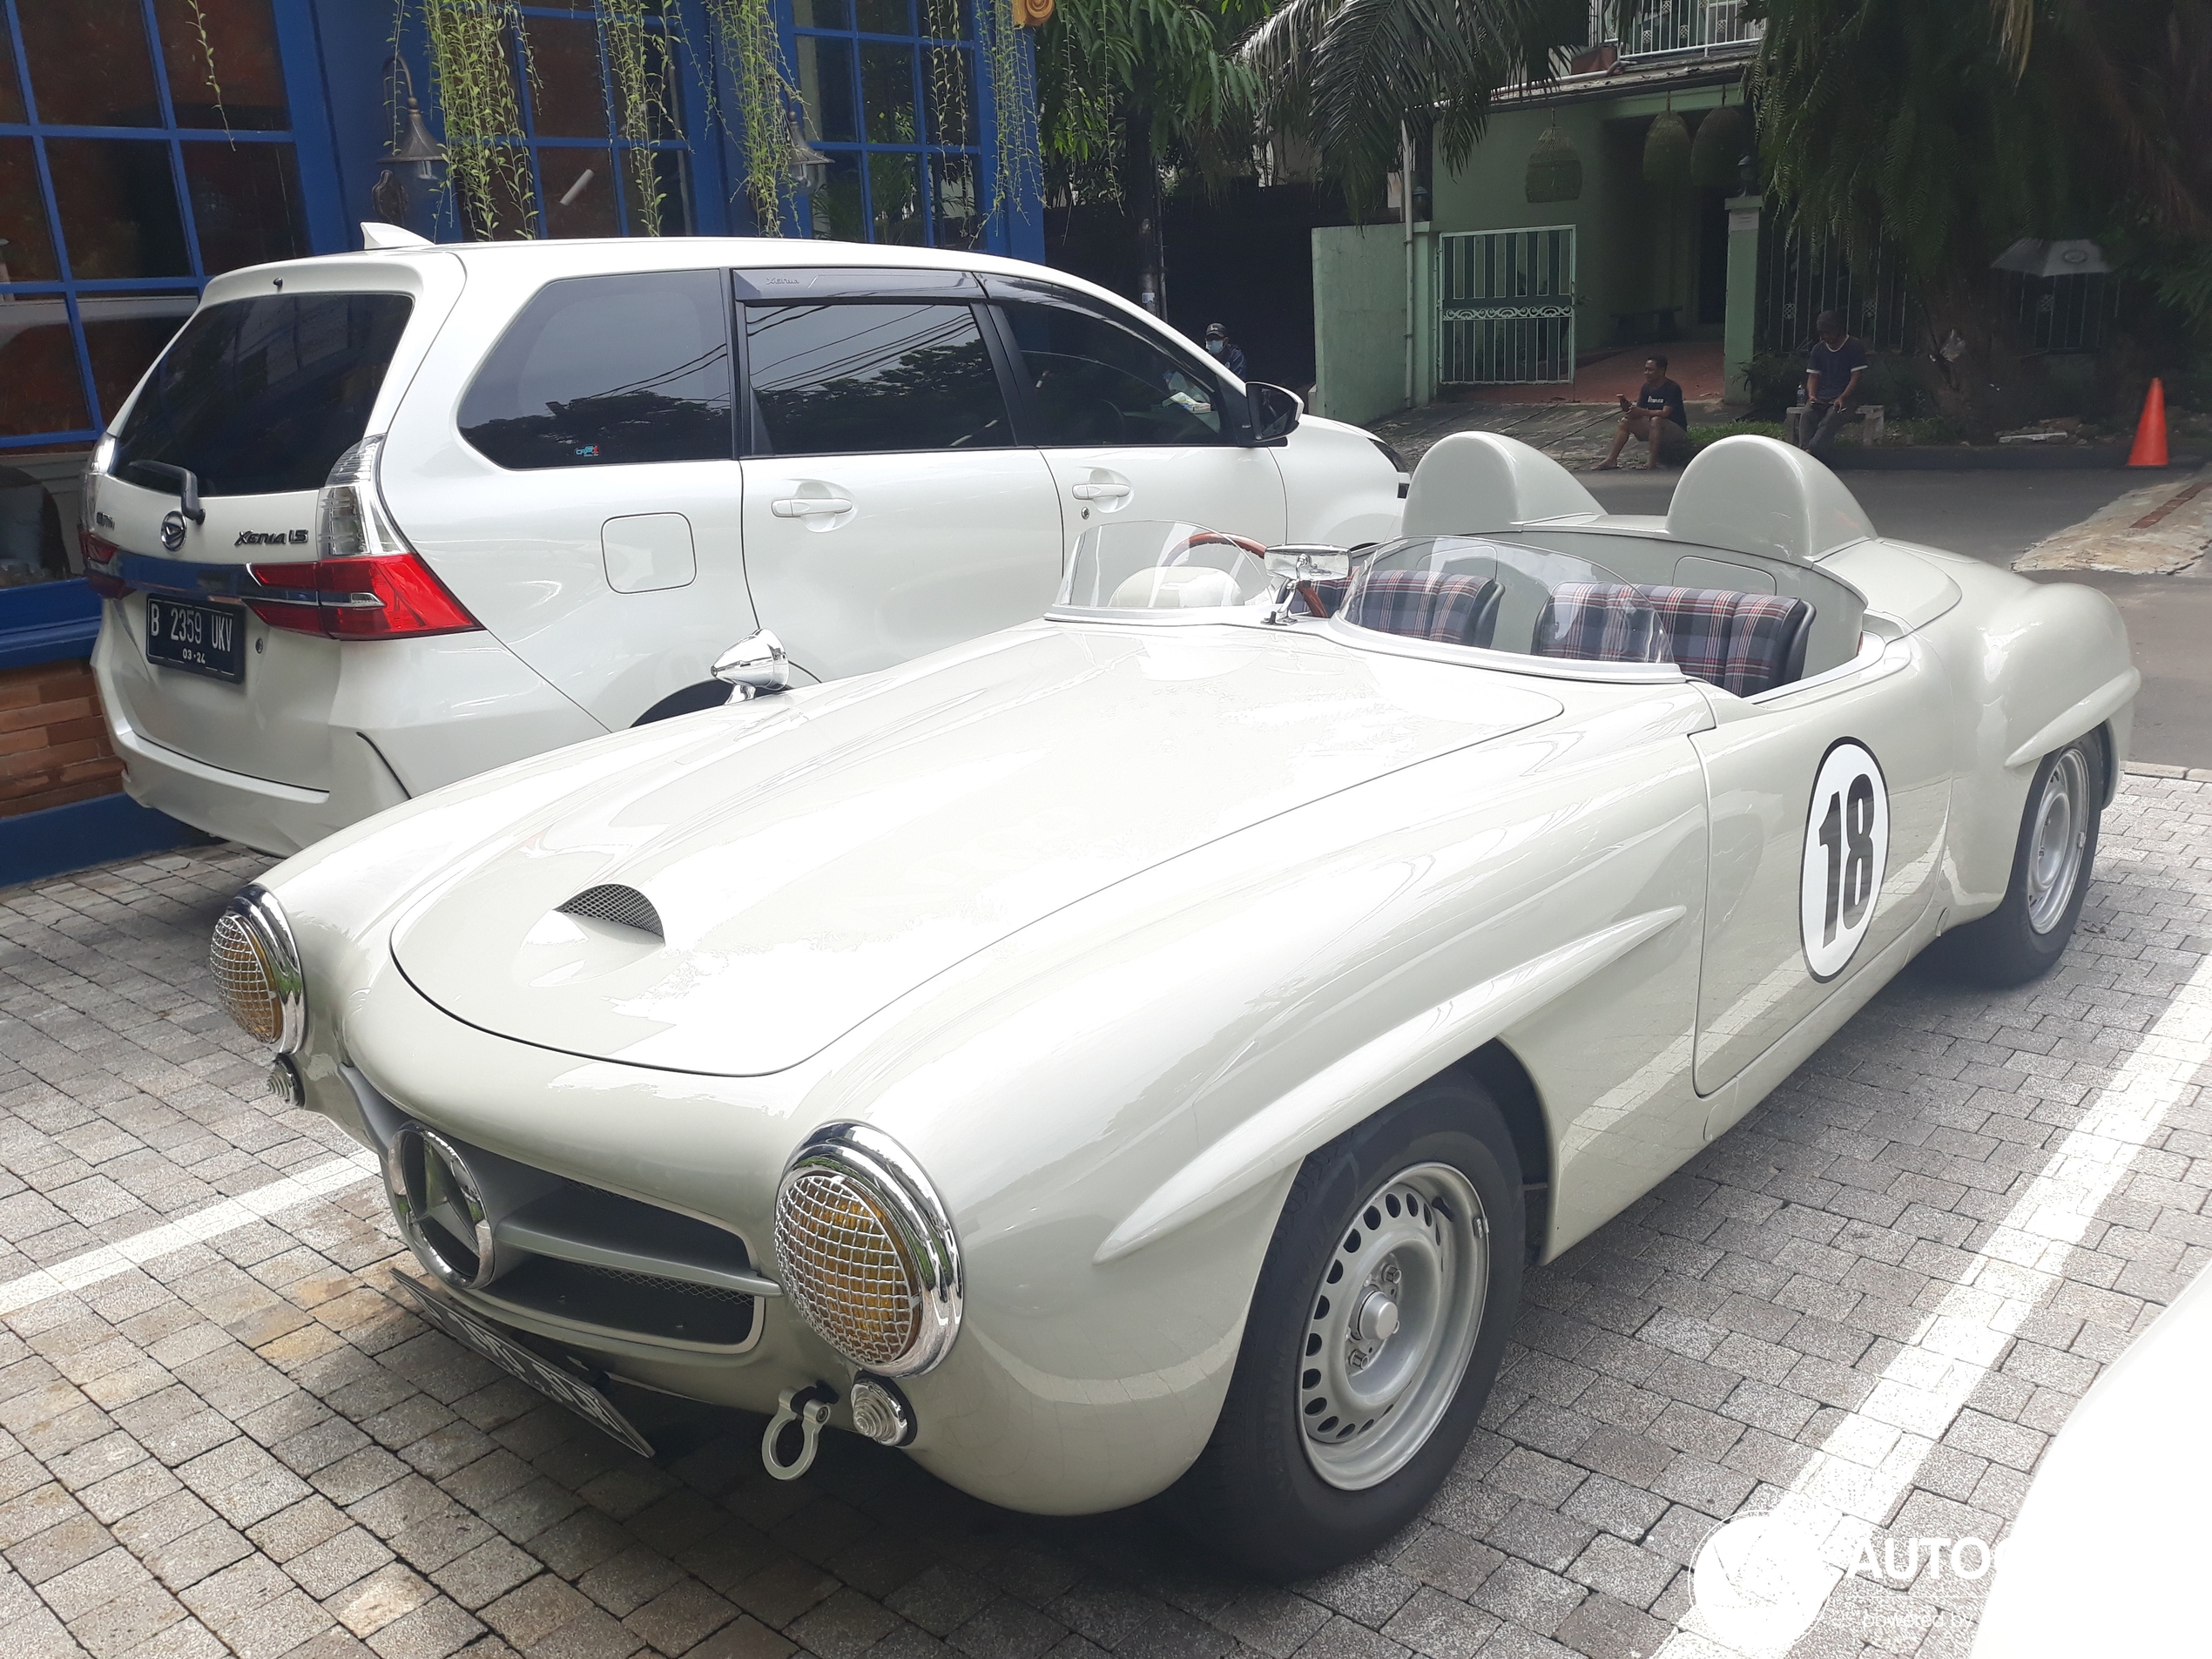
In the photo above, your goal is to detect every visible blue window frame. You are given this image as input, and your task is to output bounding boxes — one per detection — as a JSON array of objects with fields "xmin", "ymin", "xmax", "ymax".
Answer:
[{"xmin": 786, "ymin": 0, "xmax": 995, "ymax": 249}]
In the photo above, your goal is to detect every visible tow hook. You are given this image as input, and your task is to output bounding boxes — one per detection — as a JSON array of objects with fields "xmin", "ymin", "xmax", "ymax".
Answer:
[{"xmin": 762, "ymin": 1381, "xmax": 837, "ymax": 1480}]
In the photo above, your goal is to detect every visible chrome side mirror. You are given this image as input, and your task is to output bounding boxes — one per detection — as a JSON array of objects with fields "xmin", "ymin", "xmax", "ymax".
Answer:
[
  {"xmin": 1261, "ymin": 545, "xmax": 1351, "ymax": 625},
  {"xmin": 711, "ymin": 629, "xmax": 790, "ymax": 697}
]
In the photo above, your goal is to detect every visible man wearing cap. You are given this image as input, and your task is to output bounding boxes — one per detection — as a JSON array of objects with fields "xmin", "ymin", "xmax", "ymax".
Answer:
[
  {"xmin": 1798, "ymin": 309, "xmax": 1869, "ymax": 459},
  {"xmin": 1204, "ymin": 323, "xmax": 1248, "ymax": 379}
]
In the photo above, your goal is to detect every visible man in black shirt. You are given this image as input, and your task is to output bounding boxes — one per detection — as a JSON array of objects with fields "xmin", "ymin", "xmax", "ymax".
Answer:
[
  {"xmin": 1798, "ymin": 310, "xmax": 1869, "ymax": 458},
  {"xmin": 1596, "ymin": 354, "xmax": 1689, "ymax": 470}
]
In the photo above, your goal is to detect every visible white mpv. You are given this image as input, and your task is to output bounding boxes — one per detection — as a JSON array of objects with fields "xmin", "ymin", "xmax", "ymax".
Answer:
[{"xmin": 83, "ymin": 237, "xmax": 1404, "ymax": 854}]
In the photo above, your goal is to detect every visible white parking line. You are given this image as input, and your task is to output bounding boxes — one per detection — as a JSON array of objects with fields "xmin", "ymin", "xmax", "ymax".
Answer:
[
  {"xmin": 1669, "ymin": 949, "xmax": 2212, "ymax": 1656},
  {"xmin": 0, "ymin": 1151, "xmax": 382, "ymax": 1318}
]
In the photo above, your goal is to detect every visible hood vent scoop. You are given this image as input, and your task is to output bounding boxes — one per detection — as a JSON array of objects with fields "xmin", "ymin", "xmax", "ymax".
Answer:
[{"xmin": 557, "ymin": 884, "xmax": 664, "ymax": 939}]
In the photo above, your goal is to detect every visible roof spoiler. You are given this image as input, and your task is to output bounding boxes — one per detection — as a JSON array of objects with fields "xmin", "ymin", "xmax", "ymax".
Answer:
[{"xmin": 361, "ymin": 221, "xmax": 433, "ymax": 251}]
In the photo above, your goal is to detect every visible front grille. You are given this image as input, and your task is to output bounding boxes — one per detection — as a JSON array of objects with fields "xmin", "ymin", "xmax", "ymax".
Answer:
[
  {"xmin": 775, "ymin": 1169, "xmax": 918, "ymax": 1369},
  {"xmin": 482, "ymin": 1257, "xmax": 754, "ymax": 1347},
  {"xmin": 557, "ymin": 883, "xmax": 663, "ymax": 938}
]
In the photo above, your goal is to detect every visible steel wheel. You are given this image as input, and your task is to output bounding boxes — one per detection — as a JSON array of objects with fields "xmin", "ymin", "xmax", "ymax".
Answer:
[
  {"xmin": 1298, "ymin": 1163, "xmax": 1488, "ymax": 1491},
  {"xmin": 2026, "ymin": 746, "xmax": 2091, "ymax": 935}
]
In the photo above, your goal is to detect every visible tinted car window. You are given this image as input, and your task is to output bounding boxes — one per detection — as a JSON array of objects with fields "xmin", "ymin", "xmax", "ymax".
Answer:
[
  {"xmin": 111, "ymin": 293, "xmax": 413, "ymax": 496},
  {"xmin": 745, "ymin": 302, "xmax": 1011, "ymax": 456},
  {"xmin": 998, "ymin": 300, "xmax": 1224, "ymax": 446},
  {"xmin": 459, "ymin": 271, "xmax": 733, "ymax": 469}
]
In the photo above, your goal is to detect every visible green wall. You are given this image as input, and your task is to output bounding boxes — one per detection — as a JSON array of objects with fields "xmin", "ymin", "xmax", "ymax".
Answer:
[{"xmin": 1312, "ymin": 224, "xmax": 1413, "ymax": 426}]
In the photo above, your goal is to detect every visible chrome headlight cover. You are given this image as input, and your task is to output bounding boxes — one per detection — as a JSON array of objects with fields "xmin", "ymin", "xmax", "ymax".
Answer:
[
  {"xmin": 209, "ymin": 885, "xmax": 307, "ymax": 1054},
  {"xmin": 773, "ymin": 1123, "xmax": 963, "ymax": 1378}
]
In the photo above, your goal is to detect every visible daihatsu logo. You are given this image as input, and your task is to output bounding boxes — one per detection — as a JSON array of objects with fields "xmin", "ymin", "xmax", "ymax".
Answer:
[{"xmin": 159, "ymin": 510, "xmax": 187, "ymax": 552}]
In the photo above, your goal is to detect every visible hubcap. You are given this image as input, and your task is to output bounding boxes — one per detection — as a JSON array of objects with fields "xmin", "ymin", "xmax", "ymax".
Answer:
[
  {"xmin": 1298, "ymin": 1163, "xmax": 1488, "ymax": 1491},
  {"xmin": 2026, "ymin": 748, "xmax": 2091, "ymax": 935}
]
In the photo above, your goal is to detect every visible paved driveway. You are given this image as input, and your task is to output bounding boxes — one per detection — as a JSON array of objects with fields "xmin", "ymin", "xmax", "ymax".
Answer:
[{"xmin": 1, "ymin": 777, "xmax": 2208, "ymax": 1659}]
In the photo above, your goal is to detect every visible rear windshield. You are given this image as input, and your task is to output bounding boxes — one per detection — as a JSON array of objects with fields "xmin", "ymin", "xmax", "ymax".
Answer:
[{"xmin": 111, "ymin": 293, "xmax": 414, "ymax": 496}]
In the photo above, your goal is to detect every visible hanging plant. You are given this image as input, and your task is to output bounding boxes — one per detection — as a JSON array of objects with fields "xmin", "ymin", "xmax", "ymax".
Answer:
[
  {"xmin": 1689, "ymin": 91, "xmax": 1749, "ymax": 192},
  {"xmin": 179, "ymin": 0, "xmax": 234, "ymax": 141},
  {"xmin": 1525, "ymin": 121, "xmax": 1581, "ymax": 204},
  {"xmin": 604, "ymin": 0, "xmax": 682, "ymax": 235},
  {"xmin": 423, "ymin": 0, "xmax": 538, "ymax": 240},
  {"xmin": 695, "ymin": 0, "xmax": 799, "ymax": 233},
  {"xmin": 1642, "ymin": 106, "xmax": 1690, "ymax": 190},
  {"xmin": 977, "ymin": 0, "xmax": 1040, "ymax": 226}
]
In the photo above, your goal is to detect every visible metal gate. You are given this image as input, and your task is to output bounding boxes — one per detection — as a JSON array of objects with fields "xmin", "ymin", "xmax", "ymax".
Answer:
[{"xmin": 1439, "ymin": 227, "xmax": 1578, "ymax": 384}]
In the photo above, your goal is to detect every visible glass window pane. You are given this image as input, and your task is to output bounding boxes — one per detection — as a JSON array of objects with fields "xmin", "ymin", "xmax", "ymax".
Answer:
[
  {"xmin": 542, "ymin": 149, "xmax": 621, "ymax": 237},
  {"xmin": 153, "ymin": 0, "xmax": 291, "ymax": 132},
  {"xmin": 924, "ymin": 46, "xmax": 972, "ymax": 148},
  {"xmin": 183, "ymin": 141, "xmax": 306, "ymax": 273},
  {"xmin": 19, "ymin": 0, "xmax": 164, "ymax": 127},
  {"xmin": 794, "ymin": 0, "xmax": 853, "ymax": 24},
  {"xmin": 0, "ymin": 466, "xmax": 74, "ymax": 587},
  {"xmin": 857, "ymin": 0, "xmax": 914, "ymax": 33},
  {"xmin": 527, "ymin": 17, "xmax": 610, "ymax": 139},
  {"xmin": 0, "ymin": 306, "xmax": 91, "ymax": 436},
  {"xmin": 745, "ymin": 302, "xmax": 1010, "ymax": 455},
  {"xmin": 860, "ymin": 44, "xmax": 916, "ymax": 143},
  {"xmin": 797, "ymin": 37, "xmax": 857, "ymax": 143},
  {"xmin": 1000, "ymin": 300, "xmax": 1226, "ymax": 446},
  {"xmin": 867, "ymin": 152, "xmax": 922, "ymax": 244},
  {"xmin": 932, "ymin": 154, "xmax": 982, "ymax": 248},
  {"xmin": 621, "ymin": 148, "xmax": 693, "ymax": 237},
  {"xmin": 807, "ymin": 153, "xmax": 864, "ymax": 240},
  {"xmin": 81, "ymin": 295, "xmax": 196, "ymax": 423},
  {"xmin": 458, "ymin": 272, "xmax": 733, "ymax": 469},
  {"xmin": 0, "ymin": 138, "xmax": 62, "ymax": 282},
  {"xmin": 112, "ymin": 293, "xmax": 416, "ymax": 495},
  {"xmin": 46, "ymin": 139, "xmax": 191, "ymax": 280},
  {"xmin": 0, "ymin": 24, "xmax": 24, "ymax": 125}
]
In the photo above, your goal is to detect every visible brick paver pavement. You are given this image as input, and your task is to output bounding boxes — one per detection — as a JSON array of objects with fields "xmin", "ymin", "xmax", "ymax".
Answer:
[{"xmin": 1, "ymin": 774, "xmax": 2207, "ymax": 1659}]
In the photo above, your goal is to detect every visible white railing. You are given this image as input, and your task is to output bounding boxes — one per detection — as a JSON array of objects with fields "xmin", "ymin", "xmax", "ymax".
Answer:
[{"xmin": 1594, "ymin": 0, "xmax": 1761, "ymax": 58}]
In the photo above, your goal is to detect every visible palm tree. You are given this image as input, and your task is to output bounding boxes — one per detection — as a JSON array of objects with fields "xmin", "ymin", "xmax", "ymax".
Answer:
[{"xmin": 1034, "ymin": 0, "xmax": 1273, "ymax": 314}]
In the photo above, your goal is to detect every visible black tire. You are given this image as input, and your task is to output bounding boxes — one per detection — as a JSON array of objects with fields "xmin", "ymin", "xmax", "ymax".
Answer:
[
  {"xmin": 1173, "ymin": 1075, "xmax": 1524, "ymax": 1578},
  {"xmin": 1932, "ymin": 735, "xmax": 2103, "ymax": 987}
]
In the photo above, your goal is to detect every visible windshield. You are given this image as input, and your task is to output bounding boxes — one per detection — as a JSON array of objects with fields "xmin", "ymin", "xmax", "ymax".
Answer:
[
  {"xmin": 1055, "ymin": 520, "xmax": 1276, "ymax": 612},
  {"xmin": 111, "ymin": 293, "xmax": 414, "ymax": 496}
]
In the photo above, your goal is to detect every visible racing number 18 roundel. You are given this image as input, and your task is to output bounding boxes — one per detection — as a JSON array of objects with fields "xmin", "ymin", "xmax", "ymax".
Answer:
[{"xmin": 1800, "ymin": 740, "xmax": 1889, "ymax": 981}]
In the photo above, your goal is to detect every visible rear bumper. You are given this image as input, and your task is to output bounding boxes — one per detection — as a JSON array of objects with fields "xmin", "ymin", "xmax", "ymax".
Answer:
[{"xmin": 93, "ymin": 621, "xmax": 607, "ymax": 856}]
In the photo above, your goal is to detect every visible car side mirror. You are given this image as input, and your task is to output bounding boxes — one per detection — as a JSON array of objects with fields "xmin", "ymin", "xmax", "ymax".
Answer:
[
  {"xmin": 1246, "ymin": 382, "xmax": 1302, "ymax": 447},
  {"xmin": 1261, "ymin": 545, "xmax": 1350, "ymax": 625},
  {"xmin": 711, "ymin": 629, "xmax": 790, "ymax": 697}
]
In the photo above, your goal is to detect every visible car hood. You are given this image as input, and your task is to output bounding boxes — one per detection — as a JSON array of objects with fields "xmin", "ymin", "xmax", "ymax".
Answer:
[{"xmin": 391, "ymin": 623, "xmax": 1562, "ymax": 1076}]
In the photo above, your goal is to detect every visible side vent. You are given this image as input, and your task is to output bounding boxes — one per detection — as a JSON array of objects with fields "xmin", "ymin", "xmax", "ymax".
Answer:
[{"xmin": 557, "ymin": 884, "xmax": 664, "ymax": 939}]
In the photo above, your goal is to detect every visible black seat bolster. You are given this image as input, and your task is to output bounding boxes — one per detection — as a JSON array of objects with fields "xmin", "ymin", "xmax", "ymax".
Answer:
[
  {"xmin": 1777, "ymin": 600, "xmax": 1817, "ymax": 688},
  {"xmin": 1467, "ymin": 582, "xmax": 1502, "ymax": 649}
]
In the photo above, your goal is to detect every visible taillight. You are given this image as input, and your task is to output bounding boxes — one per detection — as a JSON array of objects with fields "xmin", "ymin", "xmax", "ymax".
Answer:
[
  {"xmin": 81, "ymin": 531, "xmax": 130, "ymax": 599},
  {"xmin": 241, "ymin": 434, "xmax": 482, "ymax": 639},
  {"xmin": 244, "ymin": 553, "xmax": 480, "ymax": 639}
]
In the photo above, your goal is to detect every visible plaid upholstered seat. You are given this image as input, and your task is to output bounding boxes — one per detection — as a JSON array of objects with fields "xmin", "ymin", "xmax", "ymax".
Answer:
[
  {"xmin": 1535, "ymin": 582, "xmax": 1813, "ymax": 696},
  {"xmin": 1340, "ymin": 570, "xmax": 1501, "ymax": 648}
]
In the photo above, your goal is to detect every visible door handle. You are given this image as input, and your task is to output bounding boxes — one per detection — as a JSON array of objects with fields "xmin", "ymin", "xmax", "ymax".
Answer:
[
  {"xmin": 772, "ymin": 496, "xmax": 854, "ymax": 518},
  {"xmin": 1069, "ymin": 482, "xmax": 1130, "ymax": 502}
]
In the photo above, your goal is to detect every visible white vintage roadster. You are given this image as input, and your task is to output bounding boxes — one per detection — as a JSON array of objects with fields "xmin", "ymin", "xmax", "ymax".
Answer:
[{"xmin": 211, "ymin": 435, "xmax": 2135, "ymax": 1574}]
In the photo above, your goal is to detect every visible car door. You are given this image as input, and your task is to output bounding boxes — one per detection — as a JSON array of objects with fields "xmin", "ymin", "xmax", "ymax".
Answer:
[
  {"xmin": 1692, "ymin": 623, "xmax": 1954, "ymax": 1101},
  {"xmin": 735, "ymin": 280, "xmax": 1064, "ymax": 682},
  {"xmin": 398, "ymin": 268, "xmax": 752, "ymax": 732},
  {"xmin": 984, "ymin": 281, "xmax": 1288, "ymax": 555}
]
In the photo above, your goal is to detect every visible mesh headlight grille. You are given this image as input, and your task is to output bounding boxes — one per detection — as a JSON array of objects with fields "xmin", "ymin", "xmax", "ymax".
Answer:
[
  {"xmin": 774, "ymin": 1170, "xmax": 920, "ymax": 1370},
  {"xmin": 211, "ymin": 910, "xmax": 285, "ymax": 1045}
]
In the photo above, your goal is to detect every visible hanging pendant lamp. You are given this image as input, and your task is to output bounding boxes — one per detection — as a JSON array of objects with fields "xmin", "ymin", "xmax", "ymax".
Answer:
[
  {"xmin": 1690, "ymin": 88, "xmax": 1749, "ymax": 190},
  {"xmin": 1525, "ymin": 120, "xmax": 1582, "ymax": 204},
  {"xmin": 1643, "ymin": 102, "xmax": 1690, "ymax": 190}
]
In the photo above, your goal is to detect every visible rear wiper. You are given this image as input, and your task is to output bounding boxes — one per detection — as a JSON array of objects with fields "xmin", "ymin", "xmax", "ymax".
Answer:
[{"xmin": 129, "ymin": 462, "xmax": 206, "ymax": 524}]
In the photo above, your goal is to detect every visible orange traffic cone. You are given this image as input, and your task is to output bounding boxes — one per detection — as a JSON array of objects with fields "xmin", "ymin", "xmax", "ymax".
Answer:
[{"xmin": 2127, "ymin": 378, "xmax": 2169, "ymax": 468}]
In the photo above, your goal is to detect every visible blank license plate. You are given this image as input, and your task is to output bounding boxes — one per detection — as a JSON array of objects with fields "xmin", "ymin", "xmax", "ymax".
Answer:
[
  {"xmin": 145, "ymin": 594, "xmax": 246, "ymax": 684},
  {"xmin": 388, "ymin": 1271, "xmax": 655, "ymax": 1459}
]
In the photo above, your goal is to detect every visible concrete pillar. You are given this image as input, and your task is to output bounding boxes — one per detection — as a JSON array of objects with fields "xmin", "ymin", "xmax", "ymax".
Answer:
[{"xmin": 1723, "ymin": 193, "xmax": 1762, "ymax": 410}]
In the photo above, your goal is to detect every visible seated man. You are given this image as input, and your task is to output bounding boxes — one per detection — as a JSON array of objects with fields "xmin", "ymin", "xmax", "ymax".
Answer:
[
  {"xmin": 1797, "ymin": 310, "xmax": 1868, "ymax": 458},
  {"xmin": 1595, "ymin": 354, "xmax": 1690, "ymax": 471}
]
